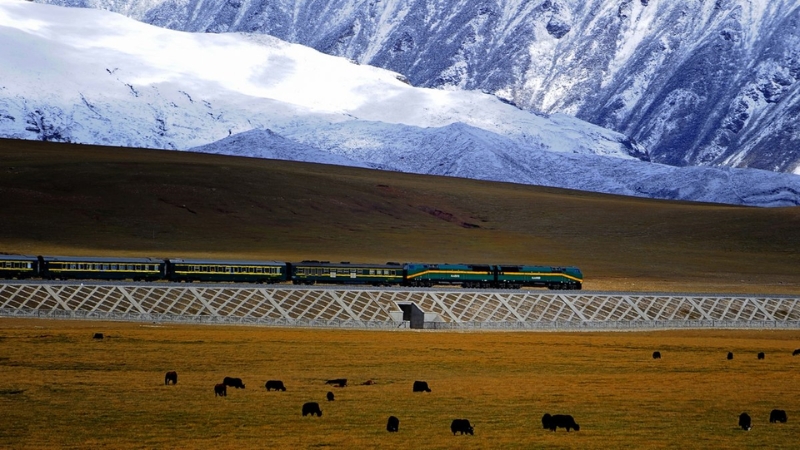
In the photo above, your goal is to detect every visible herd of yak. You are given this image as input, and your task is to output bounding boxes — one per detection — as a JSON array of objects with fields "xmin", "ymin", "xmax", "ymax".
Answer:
[
  {"xmin": 101, "ymin": 330, "xmax": 797, "ymax": 436},
  {"xmin": 161, "ymin": 372, "xmax": 575, "ymax": 435},
  {"xmin": 158, "ymin": 349, "xmax": 800, "ymax": 435},
  {"xmin": 155, "ymin": 345, "xmax": 800, "ymax": 436}
]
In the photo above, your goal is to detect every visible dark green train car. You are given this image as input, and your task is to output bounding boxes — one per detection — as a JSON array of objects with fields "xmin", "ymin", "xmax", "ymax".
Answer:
[
  {"xmin": 497, "ymin": 265, "xmax": 582, "ymax": 290},
  {"xmin": 291, "ymin": 261, "xmax": 403, "ymax": 286},
  {"xmin": 0, "ymin": 255, "xmax": 41, "ymax": 279},
  {"xmin": 404, "ymin": 263, "xmax": 495, "ymax": 288},
  {"xmin": 41, "ymin": 256, "xmax": 167, "ymax": 281},
  {"xmin": 167, "ymin": 259, "xmax": 287, "ymax": 283}
]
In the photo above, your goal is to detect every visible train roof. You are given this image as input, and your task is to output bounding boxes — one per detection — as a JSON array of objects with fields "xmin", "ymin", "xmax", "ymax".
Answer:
[
  {"xmin": 168, "ymin": 258, "xmax": 286, "ymax": 266},
  {"xmin": 291, "ymin": 261, "xmax": 402, "ymax": 269},
  {"xmin": 0, "ymin": 254, "xmax": 39, "ymax": 261},
  {"xmin": 41, "ymin": 256, "xmax": 165, "ymax": 263}
]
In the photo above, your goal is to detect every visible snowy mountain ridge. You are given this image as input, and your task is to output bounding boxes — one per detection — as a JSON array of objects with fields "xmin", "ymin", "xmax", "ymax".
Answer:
[
  {"xmin": 36, "ymin": 0, "xmax": 800, "ymax": 175},
  {"xmin": 2, "ymin": 0, "xmax": 800, "ymax": 207}
]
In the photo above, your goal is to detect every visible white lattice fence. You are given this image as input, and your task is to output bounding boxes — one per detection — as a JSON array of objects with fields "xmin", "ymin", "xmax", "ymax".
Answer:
[{"xmin": 1, "ymin": 282, "xmax": 799, "ymax": 329}]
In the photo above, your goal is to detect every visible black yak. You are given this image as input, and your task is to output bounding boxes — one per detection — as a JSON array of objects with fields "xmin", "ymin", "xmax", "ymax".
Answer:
[
  {"xmin": 739, "ymin": 412, "xmax": 752, "ymax": 430},
  {"xmin": 325, "ymin": 378, "xmax": 347, "ymax": 387},
  {"xmin": 386, "ymin": 416, "xmax": 399, "ymax": 432},
  {"xmin": 542, "ymin": 413, "xmax": 580, "ymax": 432},
  {"xmin": 450, "ymin": 419, "xmax": 473, "ymax": 435},
  {"xmin": 770, "ymin": 409, "xmax": 788, "ymax": 423},
  {"xmin": 413, "ymin": 381, "xmax": 431, "ymax": 392},
  {"xmin": 164, "ymin": 371, "xmax": 178, "ymax": 385},
  {"xmin": 265, "ymin": 380, "xmax": 286, "ymax": 391},
  {"xmin": 223, "ymin": 377, "xmax": 245, "ymax": 389},
  {"xmin": 214, "ymin": 383, "xmax": 227, "ymax": 397},
  {"xmin": 302, "ymin": 402, "xmax": 322, "ymax": 417}
]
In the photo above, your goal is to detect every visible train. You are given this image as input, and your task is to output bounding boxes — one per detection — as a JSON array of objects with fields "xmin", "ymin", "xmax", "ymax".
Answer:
[{"xmin": 0, "ymin": 254, "xmax": 583, "ymax": 290}]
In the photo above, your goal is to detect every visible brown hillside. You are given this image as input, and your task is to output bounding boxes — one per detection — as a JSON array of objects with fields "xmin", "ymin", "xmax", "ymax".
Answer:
[{"xmin": 1, "ymin": 138, "xmax": 799, "ymax": 294}]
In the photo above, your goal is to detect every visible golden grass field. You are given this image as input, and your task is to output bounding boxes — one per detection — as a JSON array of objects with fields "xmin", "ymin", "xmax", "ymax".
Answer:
[
  {"xmin": 0, "ymin": 318, "xmax": 799, "ymax": 449},
  {"xmin": 2, "ymin": 138, "xmax": 800, "ymax": 294}
]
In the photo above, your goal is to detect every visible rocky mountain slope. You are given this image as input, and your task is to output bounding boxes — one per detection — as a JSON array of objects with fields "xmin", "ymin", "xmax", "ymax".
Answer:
[{"xmin": 34, "ymin": 0, "xmax": 800, "ymax": 175}]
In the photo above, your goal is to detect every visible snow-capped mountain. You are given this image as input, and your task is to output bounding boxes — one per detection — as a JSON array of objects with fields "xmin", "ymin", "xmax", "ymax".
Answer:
[
  {"xmin": 36, "ymin": 0, "xmax": 800, "ymax": 175},
  {"xmin": 2, "ymin": 0, "xmax": 800, "ymax": 206}
]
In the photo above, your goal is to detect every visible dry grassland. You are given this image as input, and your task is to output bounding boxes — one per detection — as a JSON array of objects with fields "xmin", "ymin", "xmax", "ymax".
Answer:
[{"xmin": 1, "ymin": 318, "xmax": 799, "ymax": 449}]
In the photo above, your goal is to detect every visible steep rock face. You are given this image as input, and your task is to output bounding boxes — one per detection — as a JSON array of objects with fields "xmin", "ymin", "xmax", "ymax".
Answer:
[{"xmin": 36, "ymin": 0, "xmax": 800, "ymax": 174}]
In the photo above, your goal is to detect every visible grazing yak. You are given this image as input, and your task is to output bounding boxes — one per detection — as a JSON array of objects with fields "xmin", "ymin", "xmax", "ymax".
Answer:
[
  {"xmin": 386, "ymin": 416, "xmax": 399, "ymax": 432},
  {"xmin": 302, "ymin": 402, "xmax": 323, "ymax": 417},
  {"xmin": 450, "ymin": 419, "xmax": 474, "ymax": 435},
  {"xmin": 652, "ymin": 351, "xmax": 661, "ymax": 360},
  {"xmin": 739, "ymin": 412, "xmax": 752, "ymax": 430},
  {"xmin": 223, "ymin": 377, "xmax": 245, "ymax": 389},
  {"xmin": 413, "ymin": 381, "xmax": 431, "ymax": 392},
  {"xmin": 326, "ymin": 378, "xmax": 347, "ymax": 387},
  {"xmin": 770, "ymin": 409, "xmax": 788, "ymax": 423},
  {"xmin": 214, "ymin": 383, "xmax": 227, "ymax": 397},
  {"xmin": 327, "ymin": 391, "xmax": 335, "ymax": 401},
  {"xmin": 93, "ymin": 333, "xmax": 104, "ymax": 340},
  {"xmin": 265, "ymin": 380, "xmax": 286, "ymax": 391},
  {"xmin": 793, "ymin": 349, "xmax": 800, "ymax": 356},
  {"xmin": 542, "ymin": 413, "xmax": 580, "ymax": 432},
  {"xmin": 164, "ymin": 371, "xmax": 178, "ymax": 385},
  {"xmin": 758, "ymin": 352, "xmax": 765, "ymax": 360},
  {"xmin": 727, "ymin": 352, "xmax": 734, "ymax": 360}
]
